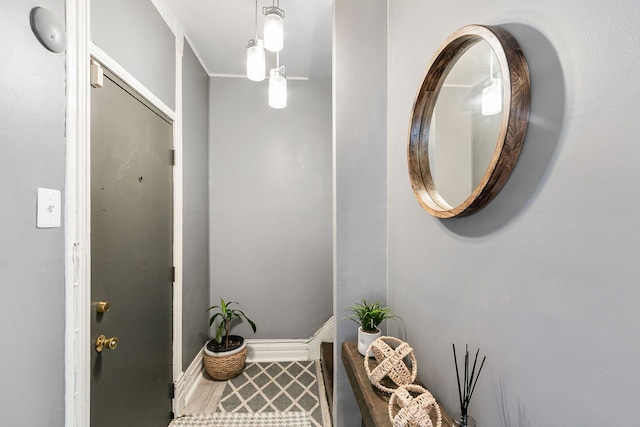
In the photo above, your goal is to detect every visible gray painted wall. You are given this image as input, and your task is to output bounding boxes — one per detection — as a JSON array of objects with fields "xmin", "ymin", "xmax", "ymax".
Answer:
[
  {"xmin": 209, "ymin": 77, "xmax": 332, "ymax": 340},
  {"xmin": 0, "ymin": 1, "xmax": 66, "ymax": 425},
  {"xmin": 92, "ymin": 0, "xmax": 176, "ymax": 110},
  {"xmin": 388, "ymin": 1, "xmax": 640, "ymax": 426},
  {"xmin": 333, "ymin": 1, "xmax": 388, "ymax": 425},
  {"xmin": 181, "ymin": 41, "xmax": 210, "ymax": 370}
]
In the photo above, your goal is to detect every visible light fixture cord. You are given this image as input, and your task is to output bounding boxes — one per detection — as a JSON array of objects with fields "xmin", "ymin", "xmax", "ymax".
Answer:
[
  {"xmin": 489, "ymin": 53, "xmax": 494, "ymax": 79},
  {"xmin": 254, "ymin": 0, "xmax": 258, "ymax": 39},
  {"xmin": 276, "ymin": 51, "xmax": 280, "ymax": 69}
]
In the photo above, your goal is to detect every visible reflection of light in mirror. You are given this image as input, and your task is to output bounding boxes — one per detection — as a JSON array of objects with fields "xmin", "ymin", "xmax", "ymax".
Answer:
[
  {"xmin": 269, "ymin": 66, "xmax": 287, "ymax": 108},
  {"xmin": 482, "ymin": 78, "xmax": 502, "ymax": 115}
]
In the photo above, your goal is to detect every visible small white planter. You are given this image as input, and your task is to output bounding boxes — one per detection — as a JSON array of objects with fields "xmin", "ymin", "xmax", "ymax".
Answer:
[
  {"xmin": 204, "ymin": 340, "xmax": 247, "ymax": 358},
  {"xmin": 358, "ymin": 327, "xmax": 381, "ymax": 357}
]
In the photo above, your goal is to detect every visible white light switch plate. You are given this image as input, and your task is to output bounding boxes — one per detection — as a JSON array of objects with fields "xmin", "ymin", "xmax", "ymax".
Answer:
[{"xmin": 37, "ymin": 188, "xmax": 61, "ymax": 228}]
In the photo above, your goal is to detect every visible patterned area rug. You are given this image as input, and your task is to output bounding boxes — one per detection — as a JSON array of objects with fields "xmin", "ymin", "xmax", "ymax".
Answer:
[
  {"xmin": 216, "ymin": 361, "xmax": 324, "ymax": 427},
  {"xmin": 172, "ymin": 412, "xmax": 311, "ymax": 426}
]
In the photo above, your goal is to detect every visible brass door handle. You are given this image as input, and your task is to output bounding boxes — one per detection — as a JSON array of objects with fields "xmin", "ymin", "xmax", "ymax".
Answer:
[
  {"xmin": 97, "ymin": 301, "xmax": 110, "ymax": 313},
  {"xmin": 95, "ymin": 335, "xmax": 118, "ymax": 352}
]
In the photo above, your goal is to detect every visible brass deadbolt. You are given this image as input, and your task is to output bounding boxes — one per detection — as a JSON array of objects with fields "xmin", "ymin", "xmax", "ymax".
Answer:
[
  {"xmin": 95, "ymin": 335, "xmax": 118, "ymax": 352},
  {"xmin": 97, "ymin": 301, "xmax": 110, "ymax": 313}
]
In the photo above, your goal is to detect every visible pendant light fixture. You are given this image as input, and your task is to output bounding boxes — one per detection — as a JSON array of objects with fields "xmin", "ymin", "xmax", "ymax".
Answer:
[
  {"xmin": 246, "ymin": 0, "xmax": 265, "ymax": 81},
  {"xmin": 482, "ymin": 52, "xmax": 502, "ymax": 116},
  {"xmin": 269, "ymin": 52, "xmax": 287, "ymax": 109},
  {"xmin": 481, "ymin": 78, "xmax": 502, "ymax": 115},
  {"xmin": 263, "ymin": 0, "xmax": 284, "ymax": 52}
]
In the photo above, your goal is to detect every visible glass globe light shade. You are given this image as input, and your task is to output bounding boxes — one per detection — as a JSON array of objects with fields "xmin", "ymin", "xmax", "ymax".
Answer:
[
  {"xmin": 246, "ymin": 39, "xmax": 265, "ymax": 81},
  {"xmin": 263, "ymin": 7, "xmax": 284, "ymax": 52},
  {"xmin": 482, "ymin": 78, "xmax": 502, "ymax": 116}
]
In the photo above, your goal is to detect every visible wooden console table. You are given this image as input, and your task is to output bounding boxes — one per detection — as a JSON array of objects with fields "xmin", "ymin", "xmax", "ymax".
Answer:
[{"xmin": 342, "ymin": 342, "xmax": 454, "ymax": 427}]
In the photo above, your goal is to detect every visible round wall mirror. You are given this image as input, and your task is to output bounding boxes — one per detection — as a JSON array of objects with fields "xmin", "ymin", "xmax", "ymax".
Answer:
[{"xmin": 408, "ymin": 25, "xmax": 530, "ymax": 218}]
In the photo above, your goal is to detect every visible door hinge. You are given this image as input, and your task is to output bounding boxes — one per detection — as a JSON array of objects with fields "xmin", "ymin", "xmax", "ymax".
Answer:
[
  {"xmin": 170, "ymin": 149, "xmax": 176, "ymax": 166},
  {"xmin": 90, "ymin": 60, "xmax": 104, "ymax": 88},
  {"xmin": 171, "ymin": 266, "xmax": 176, "ymax": 282},
  {"xmin": 170, "ymin": 382, "xmax": 176, "ymax": 399}
]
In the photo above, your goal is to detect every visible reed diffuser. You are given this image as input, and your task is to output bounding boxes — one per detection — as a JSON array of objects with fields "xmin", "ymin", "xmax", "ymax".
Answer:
[{"xmin": 452, "ymin": 344, "xmax": 486, "ymax": 427}]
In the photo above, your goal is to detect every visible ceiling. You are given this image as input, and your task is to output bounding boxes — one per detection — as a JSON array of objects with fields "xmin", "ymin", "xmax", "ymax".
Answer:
[{"xmin": 162, "ymin": 0, "xmax": 333, "ymax": 78}]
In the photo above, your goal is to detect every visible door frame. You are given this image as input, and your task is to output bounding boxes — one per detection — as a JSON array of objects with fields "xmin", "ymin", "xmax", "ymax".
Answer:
[{"xmin": 65, "ymin": 1, "xmax": 185, "ymax": 425}]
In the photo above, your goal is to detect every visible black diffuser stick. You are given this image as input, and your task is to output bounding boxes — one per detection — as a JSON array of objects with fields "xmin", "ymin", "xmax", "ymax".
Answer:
[
  {"xmin": 452, "ymin": 344, "xmax": 464, "ymax": 413},
  {"xmin": 466, "ymin": 348, "xmax": 480, "ymax": 406},
  {"xmin": 452, "ymin": 343, "xmax": 487, "ymax": 419},
  {"xmin": 464, "ymin": 345, "xmax": 469, "ymax": 412},
  {"xmin": 467, "ymin": 356, "xmax": 487, "ymax": 405}
]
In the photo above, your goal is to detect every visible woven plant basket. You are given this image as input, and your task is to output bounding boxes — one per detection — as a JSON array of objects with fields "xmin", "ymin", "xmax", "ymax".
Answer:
[{"xmin": 203, "ymin": 342, "xmax": 248, "ymax": 381}]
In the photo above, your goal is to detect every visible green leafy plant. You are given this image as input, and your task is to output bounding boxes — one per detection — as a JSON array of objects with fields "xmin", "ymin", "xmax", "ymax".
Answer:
[
  {"xmin": 207, "ymin": 298, "xmax": 257, "ymax": 349},
  {"xmin": 343, "ymin": 299, "xmax": 398, "ymax": 333}
]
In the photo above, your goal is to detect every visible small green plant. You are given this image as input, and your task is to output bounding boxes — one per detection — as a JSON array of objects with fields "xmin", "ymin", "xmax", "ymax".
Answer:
[
  {"xmin": 343, "ymin": 299, "xmax": 398, "ymax": 333},
  {"xmin": 207, "ymin": 298, "xmax": 257, "ymax": 349}
]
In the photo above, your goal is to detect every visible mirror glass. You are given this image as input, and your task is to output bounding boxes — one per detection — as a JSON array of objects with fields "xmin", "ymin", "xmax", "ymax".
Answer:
[
  {"xmin": 408, "ymin": 25, "xmax": 530, "ymax": 218},
  {"xmin": 429, "ymin": 40, "xmax": 503, "ymax": 208}
]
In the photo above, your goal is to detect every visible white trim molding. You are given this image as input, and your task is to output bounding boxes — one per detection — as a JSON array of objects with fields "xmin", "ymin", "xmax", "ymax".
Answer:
[
  {"xmin": 308, "ymin": 316, "xmax": 335, "ymax": 360},
  {"xmin": 172, "ymin": 28, "xmax": 185, "ymax": 387},
  {"xmin": 247, "ymin": 317, "xmax": 335, "ymax": 363},
  {"xmin": 65, "ymin": 1, "xmax": 91, "ymax": 426},
  {"xmin": 246, "ymin": 339, "xmax": 311, "ymax": 363},
  {"xmin": 210, "ymin": 73, "xmax": 310, "ymax": 81},
  {"xmin": 149, "ymin": 0, "xmax": 179, "ymax": 35},
  {"xmin": 89, "ymin": 43, "xmax": 176, "ymax": 121},
  {"xmin": 174, "ymin": 346, "xmax": 205, "ymax": 417},
  {"xmin": 149, "ymin": 0, "xmax": 212, "ymax": 76}
]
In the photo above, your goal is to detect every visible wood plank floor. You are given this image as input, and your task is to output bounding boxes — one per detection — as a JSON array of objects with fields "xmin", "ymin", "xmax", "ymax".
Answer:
[{"xmin": 183, "ymin": 372, "xmax": 227, "ymax": 414}]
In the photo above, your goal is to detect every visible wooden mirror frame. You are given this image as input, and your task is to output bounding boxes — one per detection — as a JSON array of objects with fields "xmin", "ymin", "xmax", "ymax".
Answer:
[{"xmin": 408, "ymin": 25, "xmax": 530, "ymax": 218}]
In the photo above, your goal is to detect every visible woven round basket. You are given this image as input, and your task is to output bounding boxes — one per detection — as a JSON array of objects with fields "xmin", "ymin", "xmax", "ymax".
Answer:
[
  {"xmin": 203, "ymin": 345, "xmax": 248, "ymax": 381},
  {"xmin": 364, "ymin": 336, "xmax": 418, "ymax": 394},
  {"xmin": 388, "ymin": 384, "xmax": 442, "ymax": 427}
]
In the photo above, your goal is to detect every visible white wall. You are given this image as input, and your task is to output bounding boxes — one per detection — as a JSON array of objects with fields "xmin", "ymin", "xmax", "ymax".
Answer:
[
  {"xmin": 209, "ymin": 77, "xmax": 332, "ymax": 340},
  {"xmin": 387, "ymin": 1, "xmax": 640, "ymax": 425}
]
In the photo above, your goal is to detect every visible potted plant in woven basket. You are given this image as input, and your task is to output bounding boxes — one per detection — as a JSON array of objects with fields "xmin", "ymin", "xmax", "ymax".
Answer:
[
  {"xmin": 204, "ymin": 298, "xmax": 257, "ymax": 380},
  {"xmin": 343, "ymin": 299, "xmax": 398, "ymax": 357}
]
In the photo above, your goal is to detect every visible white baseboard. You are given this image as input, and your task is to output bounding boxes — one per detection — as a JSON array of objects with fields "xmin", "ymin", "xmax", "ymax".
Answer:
[
  {"xmin": 173, "ymin": 346, "xmax": 205, "ymax": 417},
  {"xmin": 308, "ymin": 316, "xmax": 335, "ymax": 360},
  {"xmin": 246, "ymin": 316, "xmax": 335, "ymax": 363},
  {"xmin": 245, "ymin": 338, "xmax": 310, "ymax": 362}
]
